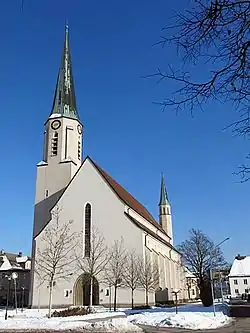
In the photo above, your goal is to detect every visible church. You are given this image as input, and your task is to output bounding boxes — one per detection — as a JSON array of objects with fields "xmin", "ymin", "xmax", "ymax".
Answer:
[{"xmin": 29, "ymin": 26, "xmax": 188, "ymax": 308}]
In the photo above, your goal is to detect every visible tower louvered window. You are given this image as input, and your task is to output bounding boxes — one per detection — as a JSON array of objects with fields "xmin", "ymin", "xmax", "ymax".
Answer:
[
  {"xmin": 78, "ymin": 141, "xmax": 81, "ymax": 160},
  {"xmin": 84, "ymin": 203, "xmax": 91, "ymax": 257},
  {"xmin": 51, "ymin": 132, "xmax": 58, "ymax": 156}
]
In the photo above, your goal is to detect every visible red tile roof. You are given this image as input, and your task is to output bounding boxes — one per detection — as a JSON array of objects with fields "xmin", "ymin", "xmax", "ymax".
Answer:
[{"xmin": 90, "ymin": 158, "xmax": 167, "ymax": 235}]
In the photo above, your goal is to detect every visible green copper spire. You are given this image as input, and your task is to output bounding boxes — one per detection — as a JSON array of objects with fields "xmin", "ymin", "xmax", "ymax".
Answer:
[
  {"xmin": 50, "ymin": 24, "xmax": 79, "ymax": 120},
  {"xmin": 159, "ymin": 173, "xmax": 169, "ymax": 206}
]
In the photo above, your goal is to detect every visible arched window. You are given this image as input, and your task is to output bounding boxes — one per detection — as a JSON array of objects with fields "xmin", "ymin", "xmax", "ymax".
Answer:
[{"xmin": 84, "ymin": 203, "xmax": 91, "ymax": 257}]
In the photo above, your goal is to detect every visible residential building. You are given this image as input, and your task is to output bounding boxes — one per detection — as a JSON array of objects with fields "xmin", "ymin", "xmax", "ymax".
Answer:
[
  {"xmin": 228, "ymin": 254, "xmax": 250, "ymax": 297},
  {"xmin": 0, "ymin": 251, "xmax": 31, "ymax": 307}
]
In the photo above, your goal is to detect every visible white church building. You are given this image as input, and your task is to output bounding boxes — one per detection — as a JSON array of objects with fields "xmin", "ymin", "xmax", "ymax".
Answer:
[{"xmin": 29, "ymin": 26, "xmax": 189, "ymax": 308}]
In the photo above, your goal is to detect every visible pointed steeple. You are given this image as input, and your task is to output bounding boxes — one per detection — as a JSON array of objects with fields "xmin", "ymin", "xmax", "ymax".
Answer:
[
  {"xmin": 50, "ymin": 24, "xmax": 79, "ymax": 120},
  {"xmin": 159, "ymin": 173, "xmax": 169, "ymax": 206}
]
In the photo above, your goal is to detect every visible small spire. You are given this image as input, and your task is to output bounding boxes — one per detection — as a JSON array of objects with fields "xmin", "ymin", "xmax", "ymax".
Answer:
[
  {"xmin": 50, "ymin": 24, "xmax": 79, "ymax": 120},
  {"xmin": 159, "ymin": 173, "xmax": 169, "ymax": 206}
]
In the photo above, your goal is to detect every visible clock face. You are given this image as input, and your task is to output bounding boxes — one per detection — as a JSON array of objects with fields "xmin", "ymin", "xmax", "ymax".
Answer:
[
  {"xmin": 77, "ymin": 124, "xmax": 82, "ymax": 134},
  {"xmin": 51, "ymin": 120, "xmax": 61, "ymax": 130}
]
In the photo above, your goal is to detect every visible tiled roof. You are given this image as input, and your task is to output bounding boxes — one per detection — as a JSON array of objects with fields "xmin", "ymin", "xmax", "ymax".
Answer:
[
  {"xmin": 125, "ymin": 213, "xmax": 178, "ymax": 252},
  {"xmin": 90, "ymin": 158, "xmax": 167, "ymax": 234}
]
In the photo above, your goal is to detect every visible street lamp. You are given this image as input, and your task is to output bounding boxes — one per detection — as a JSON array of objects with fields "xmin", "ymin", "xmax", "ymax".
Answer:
[
  {"xmin": 5, "ymin": 275, "xmax": 11, "ymax": 320},
  {"xmin": 210, "ymin": 237, "xmax": 230, "ymax": 317},
  {"xmin": 172, "ymin": 289, "xmax": 180, "ymax": 314},
  {"xmin": 21, "ymin": 287, "xmax": 25, "ymax": 313},
  {"xmin": 11, "ymin": 272, "xmax": 18, "ymax": 314}
]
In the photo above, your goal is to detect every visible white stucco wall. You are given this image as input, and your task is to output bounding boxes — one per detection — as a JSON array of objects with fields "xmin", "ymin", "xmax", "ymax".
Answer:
[
  {"xmin": 31, "ymin": 158, "xmax": 184, "ymax": 308},
  {"xmin": 229, "ymin": 276, "xmax": 250, "ymax": 297}
]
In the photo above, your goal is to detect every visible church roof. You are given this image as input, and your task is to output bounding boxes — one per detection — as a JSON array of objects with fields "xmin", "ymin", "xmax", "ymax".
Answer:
[
  {"xmin": 50, "ymin": 25, "xmax": 79, "ymax": 120},
  {"xmin": 89, "ymin": 158, "xmax": 166, "ymax": 234}
]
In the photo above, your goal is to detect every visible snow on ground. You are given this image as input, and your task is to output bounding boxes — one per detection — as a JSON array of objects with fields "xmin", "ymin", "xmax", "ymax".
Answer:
[
  {"xmin": 0, "ymin": 303, "xmax": 231, "ymax": 331},
  {"xmin": 0, "ymin": 309, "xmax": 141, "ymax": 332},
  {"xmin": 127, "ymin": 303, "xmax": 232, "ymax": 330}
]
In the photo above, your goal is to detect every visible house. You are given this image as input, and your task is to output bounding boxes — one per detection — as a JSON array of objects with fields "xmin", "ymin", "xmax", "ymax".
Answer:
[
  {"xmin": 183, "ymin": 267, "xmax": 199, "ymax": 301},
  {"xmin": 29, "ymin": 25, "xmax": 188, "ymax": 309},
  {"xmin": 228, "ymin": 254, "xmax": 250, "ymax": 297},
  {"xmin": 0, "ymin": 250, "xmax": 31, "ymax": 307}
]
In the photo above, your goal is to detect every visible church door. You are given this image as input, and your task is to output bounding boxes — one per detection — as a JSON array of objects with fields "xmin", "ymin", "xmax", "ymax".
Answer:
[{"xmin": 74, "ymin": 273, "xmax": 99, "ymax": 306}]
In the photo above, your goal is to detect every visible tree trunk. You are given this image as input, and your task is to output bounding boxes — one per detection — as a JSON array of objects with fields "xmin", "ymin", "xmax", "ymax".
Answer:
[
  {"xmin": 89, "ymin": 276, "xmax": 93, "ymax": 307},
  {"xmin": 188, "ymin": 286, "xmax": 191, "ymax": 300},
  {"xmin": 48, "ymin": 281, "xmax": 53, "ymax": 318},
  {"xmin": 199, "ymin": 278, "xmax": 212, "ymax": 307},
  {"xmin": 131, "ymin": 288, "xmax": 134, "ymax": 309},
  {"xmin": 114, "ymin": 284, "xmax": 117, "ymax": 312},
  {"xmin": 145, "ymin": 289, "xmax": 149, "ymax": 307}
]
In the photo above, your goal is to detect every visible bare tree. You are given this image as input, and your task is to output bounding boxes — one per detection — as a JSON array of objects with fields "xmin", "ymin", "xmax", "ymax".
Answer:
[
  {"xmin": 105, "ymin": 238, "xmax": 127, "ymax": 311},
  {"xmin": 35, "ymin": 206, "xmax": 79, "ymax": 317},
  {"xmin": 150, "ymin": 0, "xmax": 250, "ymax": 180},
  {"xmin": 178, "ymin": 229, "xmax": 226, "ymax": 306},
  {"xmin": 122, "ymin": 250, "xmax": 140, "ymax": 309},
  {"xmin": 137, "ymin": 253, "xmax": 159, "ymax": 307},
  {"xmin": 75, "ymin": 226, "xmax": 109, "ymax": 307}
]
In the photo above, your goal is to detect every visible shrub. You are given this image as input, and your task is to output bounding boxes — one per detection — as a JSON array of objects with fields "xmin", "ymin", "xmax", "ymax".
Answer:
[
  {"xmin": 132, "ymin": 305, "xmax": 151, "ymax": 310},
  {"xmin": 51, "ymin": 306, "xmax": 94, "ymax": 317}
]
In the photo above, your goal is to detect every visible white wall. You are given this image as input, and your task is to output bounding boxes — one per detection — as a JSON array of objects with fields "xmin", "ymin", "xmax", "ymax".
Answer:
[{"xmin": 229, "ymin": 276, "xmax": 250, "ymax": 297}]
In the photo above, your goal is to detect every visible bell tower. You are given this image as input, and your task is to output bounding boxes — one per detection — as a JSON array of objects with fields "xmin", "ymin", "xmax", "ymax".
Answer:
[
  {"xmin": 35, "ymin": 25, "xmax": 83, "ymax": 204},
  {"xmin": 159, "ymin": 173, "xmax": 173, "ymax": 244}
]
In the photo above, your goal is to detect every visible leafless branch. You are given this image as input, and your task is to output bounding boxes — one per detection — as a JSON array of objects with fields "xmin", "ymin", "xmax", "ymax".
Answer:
[
  {"xmin": 151, "ymin": 0, "xmax": 250, "ymax": 180},
  {"xmin": 35, "ymin": 206, "xmax": 79, "ymax": 317}
]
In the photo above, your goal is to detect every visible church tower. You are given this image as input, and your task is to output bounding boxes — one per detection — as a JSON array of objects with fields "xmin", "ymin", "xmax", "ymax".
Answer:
[
  {"xmin": 159, "ymin": 174, "xmax": 173, "ymax": 244},
  {"xmin": 35, "ymin": 25, "xmax": 83, "ymax": 204}
]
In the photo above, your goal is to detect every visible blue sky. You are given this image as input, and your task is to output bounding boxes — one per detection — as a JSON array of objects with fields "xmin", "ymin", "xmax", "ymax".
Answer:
[{"xmin": 0, "ymin": 0, "xmax": 249, "ymax": 262}]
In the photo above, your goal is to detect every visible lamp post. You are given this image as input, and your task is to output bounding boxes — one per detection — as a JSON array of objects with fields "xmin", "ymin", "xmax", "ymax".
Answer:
[
  {"xmin": 11, "ymin": 272, "xmax": 18, "ymax": 314},
  {"xmin": 5, "ymin": 275, "xmax": 11, "ymax": 320},
  {"xmin": 172, "ymin": 289, "xmax": 180, "ymax": 314},
  {"xmin": 210, "ymin": 237, "xmax": 230, "ymax": 317},
  {"xmin": 21, "ymin": 287, "xmax": 25, "ymax": 313}
]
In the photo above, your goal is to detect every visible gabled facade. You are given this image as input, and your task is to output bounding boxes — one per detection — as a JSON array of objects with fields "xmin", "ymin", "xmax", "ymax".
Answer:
[
  {"xmin": 30, "ymin": 25, "xmax": 187, "ymax": 309},
  {"xmin": 0, "ymin": 251, "xmax": 31, "ymax": 307},
  {"xmin": 228, "ymin": 254, "xmax": 250, "ymax": 297}
]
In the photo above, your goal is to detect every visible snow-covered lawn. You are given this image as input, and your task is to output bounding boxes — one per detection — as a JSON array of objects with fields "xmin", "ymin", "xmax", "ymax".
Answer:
[
  {"xmin": 127, "ymin": 303, "xmax": 232, "ymax": 330},
  {"xmin": 0, "ymin": 303, "xmax": 232, "ymax": 331},
  {"xmin": 0, "ymin": 308, "xmax": 141, "ymax": 332}
]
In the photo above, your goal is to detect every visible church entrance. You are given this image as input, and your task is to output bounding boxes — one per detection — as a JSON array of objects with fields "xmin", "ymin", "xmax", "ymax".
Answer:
[{"xmin": 73, "ymin": 273, "xmax": 99, "ymax": 306}]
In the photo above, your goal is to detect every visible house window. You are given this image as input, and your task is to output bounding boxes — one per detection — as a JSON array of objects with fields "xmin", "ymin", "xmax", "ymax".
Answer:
[
  {"xmin": 105, "ymin": 289, "xmax": 109, "ymax": 296},
  {"xmin": 244, "ymin": 279, "xmax": 248, "ymax": 285},
  {"xmin": 235, "ymin": 289, "xmax": 239, "ymax": 294},
  {"xmin": 84, "ymin": 203, "xmax": 91, "ymax": 257},
  {"xmin": 192, "ymin": 289, "xmax": 195, "ymax": 296},
  {"xmin": 51, "ymin": 132, "xmax": 58, "ymax": 156},
  {"xmin": 245, "ymin": 289, "xmax": 249, "ymax": 293},
  {"xmin": 234, "ymin": 279, "xmax": 238, "ymax": 285}
]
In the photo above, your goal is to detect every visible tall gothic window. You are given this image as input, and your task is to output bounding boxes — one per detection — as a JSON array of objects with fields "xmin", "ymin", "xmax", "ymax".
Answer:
[{"xmin": 84, "ymin": 203, "xmax": 91, "ymax": 257}]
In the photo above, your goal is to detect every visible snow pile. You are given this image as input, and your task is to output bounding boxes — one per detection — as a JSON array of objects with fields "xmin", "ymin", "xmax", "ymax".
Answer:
[
  {"xmin": 0, "ymin": 309, "xmax": 141, "ymax": 332},
  {"xmin": 128, "ymin": 311, "xmax": 232, "ymax": 330}
]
